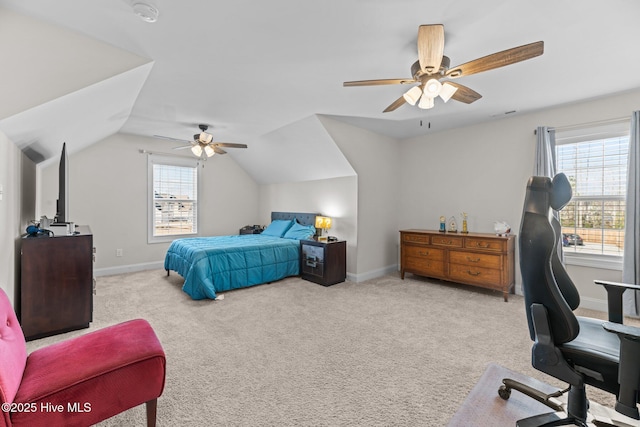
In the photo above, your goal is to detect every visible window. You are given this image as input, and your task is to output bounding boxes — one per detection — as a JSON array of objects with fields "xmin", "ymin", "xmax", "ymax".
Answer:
[
  {"xmin": 148, "ymin": 155, "xmax": 198, "ymax": 243},
  {"xmin": 555, "ymin": 121, "xmax": 629, "ymax": 259}
]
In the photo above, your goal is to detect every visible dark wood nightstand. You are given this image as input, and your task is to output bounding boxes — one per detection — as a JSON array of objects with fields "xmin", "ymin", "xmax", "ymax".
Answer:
[{"xmin": 300, "ymin": 239, "xmax": 346, "ymax": 286}]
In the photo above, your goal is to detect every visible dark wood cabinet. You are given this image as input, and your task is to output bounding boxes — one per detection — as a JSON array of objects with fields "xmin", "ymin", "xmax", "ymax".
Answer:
[
  {"xmin": 20, "ymin": 225, "xmax": 94, "ymax": 340},
  {"xmin": 300, "ymin": 239, "xmax": 346, "ymax": 286}
]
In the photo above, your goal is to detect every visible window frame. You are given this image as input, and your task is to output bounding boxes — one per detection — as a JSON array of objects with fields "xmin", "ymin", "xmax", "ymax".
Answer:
[
  {"xmin": 147, "ymin": 154, "xmax": 200, "ymax": 244},
  {"xmin": 554, "ymin": 120, "xmax": 630, "ymax": 270}
]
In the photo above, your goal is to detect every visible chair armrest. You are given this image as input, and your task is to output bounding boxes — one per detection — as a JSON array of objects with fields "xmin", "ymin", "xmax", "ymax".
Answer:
[
  {"xmin": 603, "ymin": 321, "xmax": 640, "ymax": 340},
  {"xmin": 594, "ymin": 280, "xmax": 640, "ymax": 324},
  {"xmin": 602, "ymin": 321, "xmax": 640, "ymax": 420}
]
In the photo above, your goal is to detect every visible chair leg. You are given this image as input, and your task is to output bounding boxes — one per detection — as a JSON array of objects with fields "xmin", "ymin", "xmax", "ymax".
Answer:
[{"xmin": 146, "ymin": 399, "xmax": 157, "ymax": 427}]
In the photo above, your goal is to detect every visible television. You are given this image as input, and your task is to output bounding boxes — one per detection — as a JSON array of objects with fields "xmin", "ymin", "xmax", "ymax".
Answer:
[{"xmin": 54, "ymin": 142, "xmax": 69, "ymax": 224}]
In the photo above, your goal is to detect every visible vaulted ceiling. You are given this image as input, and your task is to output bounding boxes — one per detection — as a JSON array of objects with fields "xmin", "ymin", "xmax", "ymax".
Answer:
[{"xmin": 1, "ymin": 1, "xmax": 640, "ymax": 181}]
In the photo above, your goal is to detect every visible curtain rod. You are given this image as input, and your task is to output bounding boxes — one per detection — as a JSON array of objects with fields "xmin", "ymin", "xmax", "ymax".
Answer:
[
  {"xmin": 138, "ymin": 149, "xmax": 199, "ymax": 160},
  {"xmin": 533, "ymin": 116, "xmax": 630, "ymax": 135}
]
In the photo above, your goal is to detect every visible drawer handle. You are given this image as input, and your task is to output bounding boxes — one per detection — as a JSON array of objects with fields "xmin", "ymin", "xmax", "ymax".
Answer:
[
  {"xmin": 466, "ymin": 257, "xmax": 481, "ymax": 263},
  {"xmin": 474, "ymin": 242, "xmax": 489, "ymax": 248},
  {"xmin": 419, "ymin": 251, "xmax": 430, "ymax": 256},
  {"xmin": 466, "ymin": 270, "xmax": 481, "ymax": 276}
]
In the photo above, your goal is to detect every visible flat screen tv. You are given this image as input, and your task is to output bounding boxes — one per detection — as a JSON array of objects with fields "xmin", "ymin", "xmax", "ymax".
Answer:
[{"xmin": 55, "ymin": 143, "xmax": 69, "ymax": 224}]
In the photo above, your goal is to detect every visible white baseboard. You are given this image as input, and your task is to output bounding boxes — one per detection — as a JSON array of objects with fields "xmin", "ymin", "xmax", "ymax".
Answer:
[
  {"xmin": 94, "ymin": 261, "xmax": 164, "ymax": 277},
  {"xmin": 347, "ymin": 264, "xmax": 399, "ymax": 283},
  {"xmin": 578, "ymin": 296, "xmax": 608, "ymax": 313}
]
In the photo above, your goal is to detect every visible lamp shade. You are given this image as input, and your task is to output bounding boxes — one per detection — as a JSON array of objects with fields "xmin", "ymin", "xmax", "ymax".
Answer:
[
  {"xmin": 204, "ymin": 145, "xmax": 215, "ymax": 157},
  {"xmin": 402, "ymin": 86, "xmax": 423, "ymax": 106},
  {"xmin": 423, "ymin": 79, "xmax": 442, "ymax": 98},
  {"xmin": 314, "ymin": 216, "xmax": 332, "ymax": 230},
  {"xmin": 439, "ymin": 82, "xmax": 458, "ymax": 103},
  {"xmin": 191, "ymin": 144, "xmax": 203, "ymax": 157},
  {"xmin": 418, "ymin": 95, "xmax": 435, "ymax": 109},
  {"xmin": 199, "ymin": 132, "xmax": 213, "ymax": 144}
]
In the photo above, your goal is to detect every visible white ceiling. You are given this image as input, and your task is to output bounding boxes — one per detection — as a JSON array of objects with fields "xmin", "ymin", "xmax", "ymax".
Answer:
[{"xmin": 1, "ymin": 0, "xmax": 640, "ymax": 177}]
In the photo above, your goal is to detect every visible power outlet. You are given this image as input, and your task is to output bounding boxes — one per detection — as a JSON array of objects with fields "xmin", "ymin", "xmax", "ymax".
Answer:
[{"xmin": 116, "ymin": 248, "xmax": 123, "ymax": 257}]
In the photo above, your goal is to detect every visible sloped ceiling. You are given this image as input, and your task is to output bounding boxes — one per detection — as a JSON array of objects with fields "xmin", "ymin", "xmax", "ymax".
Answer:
[
  {"xmin": 231, "ymin": 115, "xmax": 356, "ymax": 184},
  {"xmin": 0, "ymin": 7, "xmax": 152, "ymax": 163},
  {"xmin": 1, "ymin": 1, "xmax": 640, "ymax": 179}
]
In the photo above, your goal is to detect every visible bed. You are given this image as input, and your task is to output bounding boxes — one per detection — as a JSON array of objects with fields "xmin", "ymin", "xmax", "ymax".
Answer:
[{"xmin": 164, "ymin": 212, "xmax": 319, "ymax": 300}]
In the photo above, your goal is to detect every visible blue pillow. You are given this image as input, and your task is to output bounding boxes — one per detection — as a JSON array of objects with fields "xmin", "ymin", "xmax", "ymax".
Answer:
[
  {"xmin": 261, "ymin": 219, "xmax": 294, "ymax": 237},
  {"xmin": 283, "ymin": 222, "xmax": 316, "ymax": 240}
]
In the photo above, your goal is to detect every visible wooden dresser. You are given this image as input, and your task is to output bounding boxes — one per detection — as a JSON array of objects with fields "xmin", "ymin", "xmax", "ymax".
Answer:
[
  {"xmin": 400, "ymin": 229, "xmax": 515, "ymax": 301},
  {"xmin": 20, "ymin": 225, "xmax": 94, "ymax": 340}
]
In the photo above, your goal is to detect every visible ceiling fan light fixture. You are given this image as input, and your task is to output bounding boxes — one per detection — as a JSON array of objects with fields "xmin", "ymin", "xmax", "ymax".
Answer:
[
  {"xmin": 423, "ymin": 79, "xmax": 442, "ymax": 98},
  {"xmin": 439, "ymin": 82, "xmax": 458, "ymax": 103},
  {"xmin": 199, "ymin": 132, "xmax": 213, "ymax": 144},
  {"xmin": 418, "ymin": 96, "xmax": 435, "ymax": 110},
  {"xmin": 204, "ymin": 145, "xmax": 215, "ymax": 157},
  {"xmin": 402, "ymin": 86, "xmax": 423, "ymax": 106},
  {"xmin": 191, "ymin": 144, "xmax": 203, "ymax": 157}
]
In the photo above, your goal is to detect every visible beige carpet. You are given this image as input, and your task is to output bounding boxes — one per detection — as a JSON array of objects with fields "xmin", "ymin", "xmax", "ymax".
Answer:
[{"xmin": 26, "ymin": 271, "xmax": 634, "ymax": 426}]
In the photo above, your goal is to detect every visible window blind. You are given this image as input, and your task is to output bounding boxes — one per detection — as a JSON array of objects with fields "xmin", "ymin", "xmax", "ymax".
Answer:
[{"xmin": 556, "ymin": 125, "xmax": 629, "ymax": 257}]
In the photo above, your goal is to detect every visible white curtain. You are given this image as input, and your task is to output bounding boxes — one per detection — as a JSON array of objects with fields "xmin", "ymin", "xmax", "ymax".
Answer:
[
  {"xmin": 623, "ymin": 111, "xmax": 640, "ymax": 316},
  {"xmin": 534, "ymin": 126, "xmax": 556, "ymax": 177}
]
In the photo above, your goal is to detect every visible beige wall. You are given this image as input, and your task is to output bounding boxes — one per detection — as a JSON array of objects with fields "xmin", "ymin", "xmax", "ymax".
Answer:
[
  {"xmin": 0, "ymin": 131, "xmax": 36, "ymax": 307},
  {"xmin": 319, "ymin": 117, "xmax": 401, "ymax": 280},
  {"xmin": 38, "ymin": 133, "xmax": 260, "ymax": 274},
  {"xmin": 259, "ymin": 175, "xmax": 358, "ymax": 276}
]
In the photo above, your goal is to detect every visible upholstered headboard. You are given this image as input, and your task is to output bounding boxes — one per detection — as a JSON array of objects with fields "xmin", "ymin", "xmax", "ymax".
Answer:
[{"xmin": 271, "ymin": 212, "xmax": 320, "ymax": 228}]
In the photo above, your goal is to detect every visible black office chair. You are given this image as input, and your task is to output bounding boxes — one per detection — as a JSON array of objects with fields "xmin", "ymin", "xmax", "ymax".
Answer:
[{"xmin": 499, "ymin": 173, "xmax": 640, "ymax": 426}]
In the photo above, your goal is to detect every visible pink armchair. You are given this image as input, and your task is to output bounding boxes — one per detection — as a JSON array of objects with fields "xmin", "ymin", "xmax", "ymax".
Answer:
[{"xmin": 0, "ymin": 289, "xmax": 166, "ymax": 427}]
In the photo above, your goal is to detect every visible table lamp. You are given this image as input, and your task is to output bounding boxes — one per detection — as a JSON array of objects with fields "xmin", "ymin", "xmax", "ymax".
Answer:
[{"xmin": 314, "ymin": 216, "xmax": 333, "ymax": 242}]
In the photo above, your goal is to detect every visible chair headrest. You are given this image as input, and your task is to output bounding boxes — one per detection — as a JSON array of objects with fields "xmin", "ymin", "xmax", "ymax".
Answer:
[{"xmin": 550, "ymin": 173, "xmax": 572, "ymax": 211}]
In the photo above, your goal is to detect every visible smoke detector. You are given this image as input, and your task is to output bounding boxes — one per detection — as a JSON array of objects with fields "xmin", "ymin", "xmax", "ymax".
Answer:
[{"xmin": 132, "ymin": 2, "xmax": 159, "ymax": 23}]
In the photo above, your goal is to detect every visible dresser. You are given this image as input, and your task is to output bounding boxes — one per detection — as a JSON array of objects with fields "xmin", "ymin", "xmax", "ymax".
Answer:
[
  {"xmin": 400, "ymin": 229, "xmax": 515, "ymax": 301},
  {"xmin": 20, "ymin": 225, "xmax": 94, "ymax": 340}
]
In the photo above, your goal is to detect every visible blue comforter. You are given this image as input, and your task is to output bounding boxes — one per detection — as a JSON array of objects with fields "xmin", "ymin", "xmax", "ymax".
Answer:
[{"xmin": 164, "ymin": 234, "xmax": 301, "ymax": 300}]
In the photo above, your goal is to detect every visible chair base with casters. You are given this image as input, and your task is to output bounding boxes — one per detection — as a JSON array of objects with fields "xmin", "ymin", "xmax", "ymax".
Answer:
[
  {"xmin": 499, "ymin": 283, "xmax": 640, "ymax": 427},
  {"xmin": 0, "ymin": 288, "xmax": 166, "ymax": 427}
]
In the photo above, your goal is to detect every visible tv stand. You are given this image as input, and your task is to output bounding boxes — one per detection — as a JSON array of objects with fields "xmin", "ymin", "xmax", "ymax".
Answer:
[{"xmin": 20, "ymin": 225, "xmax": 94, "ymax": 340}]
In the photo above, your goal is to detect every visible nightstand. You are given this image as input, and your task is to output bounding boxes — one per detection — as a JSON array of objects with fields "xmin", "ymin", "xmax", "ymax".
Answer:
[
  {"xmin": 300, "ymin": 239, "xmax": 346, "ymax": 286},
  {"xmin": 239, "ymin": 226, "xmax": 263, "ymax": 235}
]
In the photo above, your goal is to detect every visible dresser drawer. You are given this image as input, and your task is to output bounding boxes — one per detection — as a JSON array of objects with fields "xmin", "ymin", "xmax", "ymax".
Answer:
[
  {"xmin": 405, "ymin": 257, "xmax": 445, "ymax": 277},
  {"xmin": 431, "ymin": 235, "xmax": 463, "ymax": 248},
  {"xmin": 449, "ymin": 251, "xmax": 502, "ymax": 269},
  {"xmin": 464, "ymin": 237, "xmax": 505, "ymax": 252},
  {"xmin": 403, "ymin": 245, "xmax": 444, "ymax": 261},
  {"xmin": 403, "ymin": 233, "xmax": 429, "ymax": 244},
  {"xmin": 448, "ymin": 264, "xmax": 502, "ymax": 288}
]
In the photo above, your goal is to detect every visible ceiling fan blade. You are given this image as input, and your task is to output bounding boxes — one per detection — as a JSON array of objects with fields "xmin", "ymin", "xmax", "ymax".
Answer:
[
  {"xmin": 417, "ymin": 24, "xmax": 445, "ymax": 74},
  {"xmin": 446, "ymin": 41, "xmax": 544, "ymax": 78},
  {"xmin": 445, "ymin": 82, "xmax": 482, "ymax": 104},
  {"xmin": 154, "ymin": 134, "xmax": 187, "ymax": 142},
  {"xmin": 172, "ymin": 144, "xmax": 194, "ymax": 150},
  {"xmin": 212, "ymin": 146, "xmax": 227, "ymax": 155},
  {"xmin": 214, "ymin": 143, "xmax": 248, "ymax": 149},
  {"xmin": 383, "ymin": 95, "xmax": 407, "ymax": 113},
  {"xmin": 343, "ymin": 78, "xmax": 415, "ymax": 87}
]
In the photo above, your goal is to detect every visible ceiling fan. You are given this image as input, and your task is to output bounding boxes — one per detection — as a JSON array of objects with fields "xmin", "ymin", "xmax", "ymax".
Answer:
[
  {"xmin": 343, "ymin": 24, "xmax": 544, "ymax": 112},
  {"xmin": 155, "ymin": 124, "xmax": 248, "ymax": 159}
]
